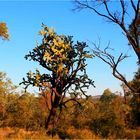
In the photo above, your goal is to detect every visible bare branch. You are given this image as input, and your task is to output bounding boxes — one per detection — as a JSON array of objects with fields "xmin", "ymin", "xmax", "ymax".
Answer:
[
  {"xmin": 120, "ymin": 0, "xmax": 126, "ymax": 24},
  {"xmin": 103, "ymin": 1, "xmax": 118, "ymax": 23},
  {"xmin": 74, "ymin": 0, "xmax": 140, "ymax": 63},
  {"xmin": 74, "ymin": 0, "xmax": 116, "ymax": 22},
  {"xmin": 92, "ymin": 40, "xmax": 137, "ymax": 93},
  {"xmin": 130, "ymin": 0, "xmax": 137, "ymax": 12}
]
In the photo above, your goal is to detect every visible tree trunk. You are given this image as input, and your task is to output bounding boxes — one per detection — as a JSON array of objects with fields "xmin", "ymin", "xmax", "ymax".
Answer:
[{"xmin": 45, "ymin": 107, "xmax": 56, "ymax": 130}]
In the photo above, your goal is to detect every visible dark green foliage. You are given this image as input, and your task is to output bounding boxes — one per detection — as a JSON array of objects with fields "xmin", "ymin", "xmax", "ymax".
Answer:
[
  {"xmin": 129, "ymin": 67, "xmax": 140, "ymax": 126},
  {"xmin": 131, "ymin": 67, "xmax": 140, "ymax": 93}
]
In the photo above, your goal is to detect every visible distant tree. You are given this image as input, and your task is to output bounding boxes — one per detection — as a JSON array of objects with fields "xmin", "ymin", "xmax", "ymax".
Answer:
[
  {"xmin": 0, "ymin": 22, "xmax": 9, "ymax": 40},
  {"xmin": 100, "ymin": 88, "xmax": 116, "ymax": 103},
  {"xmin": 0, "ymin": 72, "xmax": 17, "ymax": 126},
  {"xmin": 21, "ymin": 24, "xmax": 94, "ymax": 131},
  {"xmin": 16, "ymin": 93, "xmax": 39, "ymax": 130},
  {"xmin": 90, "ymin": 90, "xmax": 126, "ymax": 138}
]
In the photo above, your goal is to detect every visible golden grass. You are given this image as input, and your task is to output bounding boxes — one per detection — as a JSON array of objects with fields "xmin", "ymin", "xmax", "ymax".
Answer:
[
  {"xmin": 67, "ymin": 126, "xmax": 100, "ymax": 139},
  {"xmin": 1, "ymin": 127, "xmax": 140, "ymax": 139},
  {"xmin": 0, "ymin": 127, "xmax": 59, "ymax": 140},
  {"xmin": 0, "ymin": 127, "xmax": 100, "ymax": 139}
]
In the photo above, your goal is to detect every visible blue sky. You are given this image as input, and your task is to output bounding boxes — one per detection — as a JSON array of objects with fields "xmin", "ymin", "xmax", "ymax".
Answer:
[{"xmin": 0, "ymin": 1, "xmax": 138, "ymax": 95}]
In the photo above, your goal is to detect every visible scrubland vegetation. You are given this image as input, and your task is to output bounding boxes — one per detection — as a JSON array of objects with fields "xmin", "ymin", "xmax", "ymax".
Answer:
[{"xmin": 0, "ymin": 71, "xmax": 140, "ymax": 139}]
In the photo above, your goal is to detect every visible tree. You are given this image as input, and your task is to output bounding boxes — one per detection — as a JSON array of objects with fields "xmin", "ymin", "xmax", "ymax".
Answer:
[
  {"xmin": 131, "ymin": 67, "xmax": 140, "ymax": 93},
  {"xmin": 0, "ymin": 22, "xmax": 9, "ymax": 40},
  {"xmin": 21, "ymin": 24, "xmax": 94, "ymax": 131},
  {"xmin": 74, "ymin": 0, "xmax": 140, "ymax": 95},
  {"xmin": 128, "ymin": 67, "xmax": 140, "ymax": 126},
  {"xmin": 100, "ymin": 88, "xmax": 116, "ymax": 103},
  {"xmin": 74, "ymin": 0, "xmax": 140, "ymax": 62},
  {"xmin": 90, "ymin": 90, "xmax": 127, "ymax": 138},
  {"xmin": 0, "ymin": 72, "xmax": 17, "ymax": 126}
]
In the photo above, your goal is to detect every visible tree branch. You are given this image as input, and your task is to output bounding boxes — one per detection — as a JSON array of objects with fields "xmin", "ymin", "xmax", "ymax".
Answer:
[
  {"xmin": 74, "ymin": 0, "xmax": 140, "ymax": 63},
  {"xmin": 92, "ymin": 41, "xmax": 137, "ymax": 93}
]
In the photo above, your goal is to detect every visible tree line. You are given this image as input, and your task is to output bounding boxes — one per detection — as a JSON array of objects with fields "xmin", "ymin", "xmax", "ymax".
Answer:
[{"xmin": 0, "ymin": 70, "xmax": 140, "ymax": 139}]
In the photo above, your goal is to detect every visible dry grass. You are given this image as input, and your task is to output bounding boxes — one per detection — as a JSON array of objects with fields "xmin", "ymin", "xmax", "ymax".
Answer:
[
  {"xmin": 66, "ymin": 126, "xmax": 100, "ymax": 139},
  {"xmin": 1, "ymin": 127, "xmax": 140, "ymax": 139},
  {"xmin": 0, "ymin": 127, "xmax": 100, "ymax": 139},
  {"xmin": 0, "ymin": 127, "xmax": 59, "ymax": 140}
]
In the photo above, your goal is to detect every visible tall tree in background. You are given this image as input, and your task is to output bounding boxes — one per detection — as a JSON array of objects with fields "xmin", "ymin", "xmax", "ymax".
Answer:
[
  {"xmin": 74, "ymin": 0, "xmax": 140, "ymax": 127},
  {"xmin": 21, "ymin": 24, "xmax": 94, "ymax": 131},
  {"xmin": 74, "ymin": 0, "xmax": 140, "ymax": 63},
  {"xmin": 74, "ymin": 0, "xmax": 140, "ymax": 94},
  {"xmin": 0, "ymin": 22, "xmax": 9, "ymax": 40}
]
